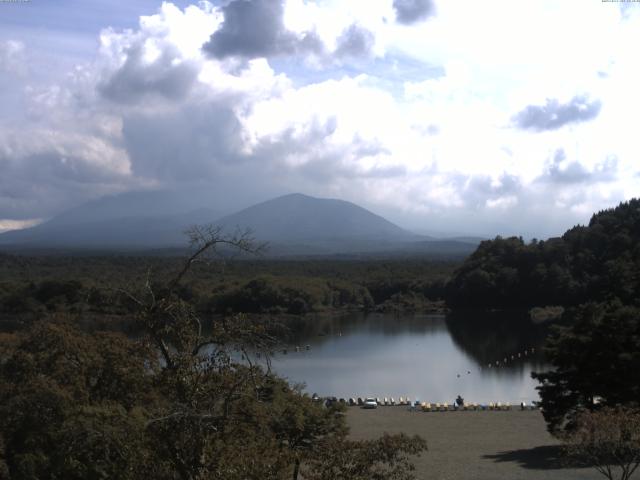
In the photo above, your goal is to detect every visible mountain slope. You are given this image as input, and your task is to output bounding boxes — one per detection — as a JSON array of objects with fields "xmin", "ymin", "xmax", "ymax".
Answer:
[
  {"xmin": 0, "ymin": 209, "xmax": 222, "ymax": 248},
  {"xmin": 0, "ymin": 189, "xmax": 225, "ymax": 248},
  {"xmin": 0, "ymin": 192, "xmax": 479, "ymax": 256},
  {"xmin": 216, "ymin": 193, "xmax": 414, "ymax": 243}
]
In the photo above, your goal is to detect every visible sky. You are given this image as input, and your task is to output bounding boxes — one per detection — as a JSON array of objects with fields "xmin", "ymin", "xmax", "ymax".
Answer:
[{"xmin": 1, "ymin": 0, "xmax": 640, "ymax": 238}]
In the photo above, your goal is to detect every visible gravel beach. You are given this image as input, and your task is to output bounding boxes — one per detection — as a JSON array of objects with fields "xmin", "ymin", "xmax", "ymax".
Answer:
[{"xmin": 347, "ymin": 406, "xmax": 602, "ymax": 480}]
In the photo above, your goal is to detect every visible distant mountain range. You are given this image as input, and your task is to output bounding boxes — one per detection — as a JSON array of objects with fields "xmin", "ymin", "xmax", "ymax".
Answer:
[{"xmin": 0, "ymin": 191, "xmax": 482, "ymax": 257}]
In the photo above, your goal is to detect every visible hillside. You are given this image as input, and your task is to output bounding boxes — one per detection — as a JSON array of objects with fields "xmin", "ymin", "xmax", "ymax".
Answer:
[
  {"xmin": 216, "ymin": 193, "xmax": 415, "ymax": 242},
  {"xmin": 0, "ymin": 188, "xmax": 226, "ymax": 248},
  {"xmin": 0, "ymin": 192, "xmax": 480, "ymax": 257},
  {"xmin": 445, "ymin": 198, "xmax": 640, "ymax": 308},
  {"xmin": 0, "ymin": 208, "xmax": 223, "ymax": 248}
]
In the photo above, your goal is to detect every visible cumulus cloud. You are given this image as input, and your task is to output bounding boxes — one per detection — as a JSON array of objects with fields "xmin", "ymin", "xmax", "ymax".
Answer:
[
  {"xmin": 202, "ymin": 0, "xmax": 323, "ymax": 60},
  {"xmin": 393, "ymin": 0, "xmax": 436, "ymax": 25},
  {"xmin": 461, "ymin": 173, "xmax": 522, "ymax": 210},
  {"xmin": 538, "ymin": 149, "xmax": 618, "ymax": 185},
  {"xmin": 512, "ymin": 95, "xmax": 602, "ymax": 131},
  {"xmin": 0, "ymin": 40, "xmax": 26, "ymax": 75},
  {"xmin": 334, "ymin": 24, "xmax": 375, "ymax": 58},
  {"xmin": 0, "ymin": 126, "xmax": 132, "ymax": 219},
  {"xmin": 99, "ymin": 42, "xmax": 200, "ymax": 103}
]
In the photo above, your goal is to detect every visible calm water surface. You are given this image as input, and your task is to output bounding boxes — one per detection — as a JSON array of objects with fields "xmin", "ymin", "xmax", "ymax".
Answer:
[{"xmin": 269, "ymin": 311, "xmax": 549, "ymax": 404}]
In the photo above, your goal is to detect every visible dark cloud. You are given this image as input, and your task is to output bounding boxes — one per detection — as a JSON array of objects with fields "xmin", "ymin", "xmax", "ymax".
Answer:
[
  {"xmin": 99, "ymin": 43, "xmax": 199, "ymax": 103},
  {"xmin": 335, "ymin": 24, "xmax": 375, "ymax": 58},
  {"xmin": 0, "ymin": 150, "xmax": 129, "ymax": 219},
  {"xmin": 538, "ymin": 149, "xmax": 618, "ymax": 184},
  {"xmin": 203, "ymin": 0, "xmax": 323, "ymax": 59},
  {"xmin": 393, "ymin": 0, "xmax": 436, "ymax": 25},
  {"xmin": 513, "ymin": 95, "xmax": 602, "ymax": 131},
  {"xmin": 122, "ymin": 99, "xmax": 245, "ymax": 181}
]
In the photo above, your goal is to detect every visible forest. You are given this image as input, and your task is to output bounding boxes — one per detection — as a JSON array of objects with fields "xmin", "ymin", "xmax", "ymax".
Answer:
[
  {"xmin": 0, "ymin": 254, "xmax": 454, "ymax": 334},
  {"xmin": 445, "ymin": 198, "xmax": 640, "ymax": 309}
]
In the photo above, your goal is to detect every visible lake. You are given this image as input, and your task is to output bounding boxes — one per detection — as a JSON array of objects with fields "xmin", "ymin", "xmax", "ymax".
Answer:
[{"xmin": 268, "ymin": 311, "xmax": 549, "ymax": 405}]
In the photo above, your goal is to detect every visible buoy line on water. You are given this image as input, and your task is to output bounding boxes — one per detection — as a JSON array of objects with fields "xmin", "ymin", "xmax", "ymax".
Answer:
[
  {"xmin": 486, "ymin": 347, "xmax": 537, "ymax": 369},
  {"xmin": 311, "ymin": 396, "xmax": 540, "ymax": 412}
]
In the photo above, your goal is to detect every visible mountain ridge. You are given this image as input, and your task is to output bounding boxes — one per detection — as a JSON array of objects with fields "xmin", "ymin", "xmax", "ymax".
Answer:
[
  {"xmin": 215, "ymin": 193, "xmax": 418, "ymax": 243},
  {"xmin": 0, "ymin": 191, "xmax": 480, "ymax": 257}
]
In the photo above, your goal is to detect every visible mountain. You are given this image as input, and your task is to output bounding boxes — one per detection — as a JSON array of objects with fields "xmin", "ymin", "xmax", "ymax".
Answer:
[
  {"xmin": 47, "ymin": 189, "xmax": 212, "ymax": 226},
  {"xmin": 0, "ymin": 189, "xmax": 225, "ymax": 249},
  {"xmin": 213, "ymin": 193, "xmax": 452, "ymax": 255},
  {"xmin": 0, "ymin": 191, "xmax": 479, "ymax": 256},
  {"xmin": 217, "ymin": 193, "xmax": 414, "ymax": 241}
]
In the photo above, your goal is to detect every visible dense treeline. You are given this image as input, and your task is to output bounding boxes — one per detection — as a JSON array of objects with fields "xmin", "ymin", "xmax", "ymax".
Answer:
[
  {"xmin": 0, "ymin": 256, "xmax": 455, "ymax": 330},
  {"xmin": 445, "ymin": 199, "xmax": 640, "ymax": 308}
]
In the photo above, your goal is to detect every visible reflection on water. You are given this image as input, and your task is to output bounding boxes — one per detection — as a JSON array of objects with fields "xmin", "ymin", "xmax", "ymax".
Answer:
[{"xmin": 269, "ymin": 311, "xmax": 549, "ymax": 404}]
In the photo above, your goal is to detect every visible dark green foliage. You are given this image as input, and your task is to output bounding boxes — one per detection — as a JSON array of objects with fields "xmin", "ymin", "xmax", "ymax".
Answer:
[
  {"xmin": 32, "ymin": 280, "xmax": 83, "ymax": 307},
  {"xmin": 0, "ymin": 257, "xmax": 456, "ymax": 330},
  {"xmin": 211, "ymin": 276, "xmax": 329, "ymax": 314},
  {"xmin": 533, "ymin": 302, "xmax": 640, "ymax": 434},
  {"xmin": 302, "ymin": 433, "xmax": 427, "ymax": 480},
  {"xmin": 0, "ymin": 321, "xmax": 154, "ymax": 479},
  {"xmin": 446, "ymin": 198, "xmax": 640, "ymax": 308}
]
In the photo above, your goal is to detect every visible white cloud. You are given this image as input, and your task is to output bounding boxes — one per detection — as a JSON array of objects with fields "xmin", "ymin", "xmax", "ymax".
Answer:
[
  {"xmin": 0, "ymin": 40, "xmax": 26, "ymax": 75},
  {"xmin": 0, "ymin": 219, "xmax": 42, "ymax": 234}
]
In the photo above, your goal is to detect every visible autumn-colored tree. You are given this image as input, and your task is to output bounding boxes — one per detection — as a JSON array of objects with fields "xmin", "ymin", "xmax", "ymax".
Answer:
[{"xmin": 563, "ymin": 407, "xmax": 640, "ymax": 480}]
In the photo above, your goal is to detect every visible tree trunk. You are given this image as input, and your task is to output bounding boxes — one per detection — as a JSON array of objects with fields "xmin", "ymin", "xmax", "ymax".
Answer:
[{"xmin": 292, "ymin": 457, "xmax": 300, "ymax": 480}]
